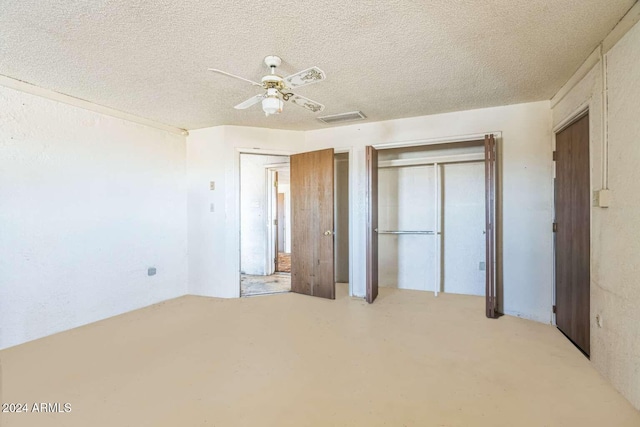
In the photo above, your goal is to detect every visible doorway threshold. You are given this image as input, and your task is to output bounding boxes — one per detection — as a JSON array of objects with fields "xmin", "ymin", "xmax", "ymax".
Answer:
[{"xmin": 241, "ymin": 273, "xmax": 291, "ymax": 297}]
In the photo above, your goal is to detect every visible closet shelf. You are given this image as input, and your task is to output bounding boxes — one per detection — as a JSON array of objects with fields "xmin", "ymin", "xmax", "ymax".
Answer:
[{"xmin": 375, "ymin": 229, "xmax": 439, "ymax": 235}]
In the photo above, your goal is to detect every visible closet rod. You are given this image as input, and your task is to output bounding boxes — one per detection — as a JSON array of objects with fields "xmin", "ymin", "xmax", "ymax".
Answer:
[{"xmin": 375, "ymin": 229, "xmax": 437, "ymax": 235}]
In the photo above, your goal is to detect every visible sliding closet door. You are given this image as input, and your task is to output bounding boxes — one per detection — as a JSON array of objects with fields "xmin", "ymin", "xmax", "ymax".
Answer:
[
  {"xmin": 366, "ymin": 146, "xmax": 379, "ymax": 303},
  {"xmin": 290, "ymin": 148, "xmax": 335, "ymax": 299},
  {"xmin": 484, "ymin": 134, "xmax": 498, "ymax": 318}
]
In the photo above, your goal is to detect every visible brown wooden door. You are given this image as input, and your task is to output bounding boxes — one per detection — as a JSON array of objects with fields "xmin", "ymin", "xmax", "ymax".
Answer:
[
  {"xmin": 484, "ymin": 134, "xmax": 498, "ymax": 318},
  {"xmin": 291, "ymin": 148, "xmax": 335, "ymax": 299},
  {"xmin": 366, "ymin": 146, "xmax": 379, "ymax": 303},
  {"xmin": 555, "ymin": 114, "xmax": 590, "ymax": 355}
]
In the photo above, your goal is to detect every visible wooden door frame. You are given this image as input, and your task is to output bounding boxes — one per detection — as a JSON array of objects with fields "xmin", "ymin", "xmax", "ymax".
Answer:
[
  {"xmin": 551, "ymin": 103, "xmax": 591, "ymax": 328},
  {"xmin": 365, "ymin": 146, "xmax": 378, "ymax": 303},
  {"xmin": 372, "ymin": 132, "xmax": 502, "ymax": 150},
  {"xmin": 334, "ymin": 148, "xmax": 354, "ymax": 289},
  {"xmin": 235, "ymin": 148, "xmax": 355, "ymax": 298},
  {"xmin": 265, "ymin": 168, "xmax": 278, "ymax": 275},
  {"xmin": 264, "ymin": 164, "xmax": 290, "ymax": 275},
  {"xmin": 338, "ymin": 148, "xmax": 355, "ymax": 294},
  {"xmin": 327, "ymin": 147, "xmax": 352, "ymax": 297},
  {"xmin": 367, "ymin": 132, "xmax": 502, "ymax": 307},
  {"xmin": 276, "ymin": 193, "xmax": 286, "ymax": 254}
]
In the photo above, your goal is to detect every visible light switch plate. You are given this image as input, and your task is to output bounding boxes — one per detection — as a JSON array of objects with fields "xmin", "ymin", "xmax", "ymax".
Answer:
[{"xmin": 210, "ymin": 181, "xmax": 215, "ymax": 190}]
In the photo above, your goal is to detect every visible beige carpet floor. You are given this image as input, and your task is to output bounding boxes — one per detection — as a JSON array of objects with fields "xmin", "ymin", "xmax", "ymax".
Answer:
[{"xmin": 1, "ymin": 284, "xmax": 639, "ymax": 427}]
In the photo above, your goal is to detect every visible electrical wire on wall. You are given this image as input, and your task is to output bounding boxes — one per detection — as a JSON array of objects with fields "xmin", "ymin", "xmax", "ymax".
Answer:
[{"xmin": 601, "ymin": 47, "xmax": 610, "ymax": 191}]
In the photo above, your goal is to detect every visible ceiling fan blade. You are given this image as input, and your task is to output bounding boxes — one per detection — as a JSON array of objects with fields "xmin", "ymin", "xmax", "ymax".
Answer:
[
  {"xmin": 287, "ymin": 93, "xmax": 325, "ymax": 113},
  {"xmin": 208, "ymin": 69, "xmax": 263, "ymax": 87},
  {"xmin": 283, "ymin": 66, "xmax": 326, "ymax": 88},
  {"xmin": 234, "ymin": 94, "xmax": 265, "ymax": 109}
]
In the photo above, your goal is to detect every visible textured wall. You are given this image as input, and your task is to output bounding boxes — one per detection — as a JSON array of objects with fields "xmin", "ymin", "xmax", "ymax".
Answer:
[
  {"xmin": 603, "ymin": 23, "xmax": 640, "ymax": 409},
  {"xmin": 0, "ymin": 86, "xmax": 188, "ymax": 350},
  {"xmin": 552, "ymin": 18, "xmax": 640, "ymax": 412}
]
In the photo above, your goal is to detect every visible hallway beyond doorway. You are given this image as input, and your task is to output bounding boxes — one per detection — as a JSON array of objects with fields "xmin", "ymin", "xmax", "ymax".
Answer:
[{"xmin": 277, "ymin": 252, "xmax": 291, "ymax": 273}]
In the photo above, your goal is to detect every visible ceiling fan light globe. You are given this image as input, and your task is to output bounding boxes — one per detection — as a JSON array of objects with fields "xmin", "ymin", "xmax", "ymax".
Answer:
[{"xmin": 262, "ymin": 96, "xmax": 283, "ymax": 116}]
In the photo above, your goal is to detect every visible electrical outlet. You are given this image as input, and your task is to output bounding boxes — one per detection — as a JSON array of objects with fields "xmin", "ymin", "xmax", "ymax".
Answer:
[
  {"xmin": 210, "ymin": 181, "xmax": 215, "ymax": 191},
  {"xmin": 148, "ymin": 267, "xmax": 157, "ymax": 276}
]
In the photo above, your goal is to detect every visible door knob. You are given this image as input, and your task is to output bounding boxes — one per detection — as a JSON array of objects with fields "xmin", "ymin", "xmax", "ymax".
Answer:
[{"xmin": 324, "ymin": 230, "xmax": 333, "ymax": 236}]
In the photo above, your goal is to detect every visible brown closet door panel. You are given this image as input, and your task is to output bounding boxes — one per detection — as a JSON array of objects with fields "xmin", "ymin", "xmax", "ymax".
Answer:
[
  {"xmin": 366, "ymin": 146, "xmax": 379, "ymax": 303},
  {"xmin": 484, "ymin": 134, "xmax": 498, "ymax": 318}
]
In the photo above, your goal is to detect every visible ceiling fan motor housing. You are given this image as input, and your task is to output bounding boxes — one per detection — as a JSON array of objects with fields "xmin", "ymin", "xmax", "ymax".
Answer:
[
  {"xmin": 261, "ymin": 74, "xmax": 284, "ymax": 89},
  {"xmin": 264, "ymin": 55, "xmax": 282, "ymax": 69}
]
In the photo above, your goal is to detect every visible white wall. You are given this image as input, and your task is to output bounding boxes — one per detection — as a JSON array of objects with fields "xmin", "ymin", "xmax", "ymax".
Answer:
[
  {"xmin": 552, "ymin": 18, "xmax": 640, "ymax": 411},
  {"xmin": 442, "ymin": 162, "xmax": 485, "ymax": 296},
  {"xmin": 0, "ymin": 85, "xmax": 188, "ymax": 350},
  {"xmin": 187, "ymin": 126, "xmax": 304, "ymax": 298},
  {"xmin": 240, "ymin": 153, "xmax": 288, "ymax": 275},
  {"xmin": 305, "ymin": 101, "xmax": 553, "ymax": 323},
  {"xmin": 186, "ymin": 126, "xmax": 227, "ymax": 297},
  {"xmin": 378, "ymin": 165, "xmax": 436, "ymax": 290},
  {"xmin": 278, "ymin": 182, "xmax": 292, "ymax": 253}
]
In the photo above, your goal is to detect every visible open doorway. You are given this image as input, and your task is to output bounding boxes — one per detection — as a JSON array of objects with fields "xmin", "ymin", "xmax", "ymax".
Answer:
[
  {"xmin": 240, "ymin": 153, "xmax": 291, "ymax": 297},
  {"xmin": 239, "ymin": 150, "xmax": 351, "ymax": 299}
]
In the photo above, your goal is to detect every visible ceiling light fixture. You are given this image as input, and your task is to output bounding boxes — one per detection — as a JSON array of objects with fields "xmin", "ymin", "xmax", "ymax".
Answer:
[
  {"xmin": 208, "ymin": 55, "xmax": 325, "ymax": 117},
  {"xmin": 262, "ymin": 88, "xmax": 283, "ymax": 116}
]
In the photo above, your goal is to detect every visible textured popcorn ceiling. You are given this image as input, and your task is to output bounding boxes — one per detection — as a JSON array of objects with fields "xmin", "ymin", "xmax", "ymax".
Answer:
[{"xmin": 0, "ymin": 0, "xmax": 635, "ymax": 131}]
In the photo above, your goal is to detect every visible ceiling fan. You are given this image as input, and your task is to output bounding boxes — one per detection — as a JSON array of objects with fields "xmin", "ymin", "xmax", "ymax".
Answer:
[{"xmin": 208, "ymin": 55, "xmax": 326, "ymax": 116}]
